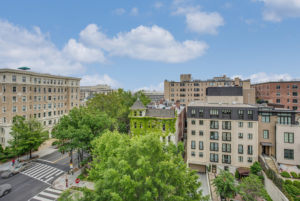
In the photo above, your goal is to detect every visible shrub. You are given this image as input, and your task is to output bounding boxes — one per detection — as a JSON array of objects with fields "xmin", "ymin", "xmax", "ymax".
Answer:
[
  {"xmin": 290, "ymin": 172, "xmax": 298, "ymax": 179},
  {"xmin": 235, "ymin": 170, "xmax": 239, "ymax": 179},
  {"xmin": 250, "ymin": 161, "xmax": 262, "ymax": 175},
  {"xmin": 281, "ymin": 171, "xmax": 291, "ymax": 178},
  {"xmin": 293, "ymin": 180, "xmax": 300, "ymax": 189},
  {"xmin": 283, "ymin": 184, "xmax": 300, "ymax": 201},
  {"xmin": 285, "ymin": 180, "xmax": 293, "ymax": 185}
]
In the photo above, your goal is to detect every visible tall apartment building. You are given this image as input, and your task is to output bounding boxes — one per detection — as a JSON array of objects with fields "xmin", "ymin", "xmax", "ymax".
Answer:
[
  {"xmin": 0, "ymin": 68, "xmax": 80, "ymax": 147},
  {"xmin": 164, "ymin": 74, "xmax": 255, "ymax": 106},
  {"xmin": 186, "ymin": 102, "xmax": 259, "ymax": 173},
  {"xmin": 252, "ymin": 81, "xmax": 300, "ymax": 111}
]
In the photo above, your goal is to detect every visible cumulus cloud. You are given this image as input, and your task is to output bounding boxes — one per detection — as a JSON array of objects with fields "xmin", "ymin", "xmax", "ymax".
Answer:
[
  {"xmin": 0, "ymin": 20, "xmax": 84, "ymax": 75},
  {"xmin": 77, "ymin": 24, "xmax": 208, "ymax": 63},
  {"xmin": 154, "ymin": 2, "xmax": 163, "ymax": 9},
  {"xmin": 173, "ymin": 6, "xmax": 224, "ymax": 35},
  {"xmin": 256, "ymin": 0, "xmax": 300, "ymax": 22},
  {"xmin": 134, "ymin": 82, "xmax": 164, "ymax": 92},
  {"xmin": 232, "ymin": 72, "xmax": 294, "ymax": 83},
  {"xmin": 80, "ymin": 74, "xmax": 120, "ymax": 88}
]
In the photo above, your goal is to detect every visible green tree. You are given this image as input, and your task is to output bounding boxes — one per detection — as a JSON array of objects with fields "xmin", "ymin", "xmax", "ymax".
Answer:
[
  {"xmin": 250, "ymin": 161, "xmax": 262, "ymax": 175},
  {"xmin": 213, "ymin": 170, "xmax": 237, "ymax": 200},
  {"xmin": 239, "ymin": 174, "xmax": 271, "ymax": 201},
  {"xmin": 9, "ymin": 116, "xmax": 48, "ymax": 158},
  {"xmin": 87, "ymin": 89, "xmax": 150, "ymax": 133},
  {"xmin": 52, "ymin": 107, "xmax": 114, "ymax": 166},
  {"xmin": 85, "ymin": 131, "xmax": 208, "ymax": 201}
]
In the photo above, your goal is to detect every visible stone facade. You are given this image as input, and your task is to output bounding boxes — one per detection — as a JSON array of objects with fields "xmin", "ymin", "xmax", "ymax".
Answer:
[
  {"xmin": 0, "ymin": 68, "xmax": 80, "ymax": 147},
  {"xmin": 164, "ymin": 74, "xmax": 255, "ymax": 106},
  {"xmin": 186, "ymin": 102, "xmax": 259, "ymax": 173}
]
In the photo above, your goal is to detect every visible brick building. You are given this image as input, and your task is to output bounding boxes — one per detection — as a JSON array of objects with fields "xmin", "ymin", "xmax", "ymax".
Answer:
[{"xmin": 252, "ymin": 81, "xmax": 300, "ymax": 111}]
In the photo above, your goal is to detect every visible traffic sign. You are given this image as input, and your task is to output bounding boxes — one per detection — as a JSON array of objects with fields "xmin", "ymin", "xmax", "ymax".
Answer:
[{"xmin": 75, "ymin": 178, "xmax": 80, "ymax": 184}]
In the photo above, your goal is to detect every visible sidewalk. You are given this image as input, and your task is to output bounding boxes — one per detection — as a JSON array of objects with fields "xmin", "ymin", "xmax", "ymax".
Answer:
[
  {"xmin": 0, "ymin": 139, "xmax": 57, "ymax": 171},
  {"xmin": 52, "ymin": 169, "xmax": 94, "ymax": 191}
]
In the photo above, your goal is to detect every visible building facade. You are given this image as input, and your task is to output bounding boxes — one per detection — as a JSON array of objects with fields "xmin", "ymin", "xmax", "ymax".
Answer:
[
  {"xmin": 164, "ymin": 74, "xmax": 255, "ymax": 106},
  {"xmin": 129, "ymin": 99, "xmax": 180, "ymax": 144},
  {"xmin": 252, "ymin": 81, "xmax": 300, "ymax": 111},
  {"xmin": 0, "ymin": 68, "xmax": 80, "ymax": 147},
  {"xmin": 80, "ymin": 84, "xmax": 113, "ymax": 101},
  {"xmin": 141, "ymin": 91, "xmax": 164, "ymax": 103},
  {"xmin": 186, "ymin": 102, "xmax": 259, "ymax": 173}
]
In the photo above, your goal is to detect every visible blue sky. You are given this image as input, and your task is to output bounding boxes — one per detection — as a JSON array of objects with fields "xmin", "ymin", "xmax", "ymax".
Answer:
[{"xmin": 0, "ymin": 0, "xmax": 300, "ymax": 91}]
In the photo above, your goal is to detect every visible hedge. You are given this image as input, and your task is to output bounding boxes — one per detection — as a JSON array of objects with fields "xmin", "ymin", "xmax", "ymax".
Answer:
[
  {"xmin": 290, "ymin": 172, "xmax": 298, "ymax": 179},
  {"xmin": 281, "ymin": 171, "xmax": 291, "ymax": 178}
]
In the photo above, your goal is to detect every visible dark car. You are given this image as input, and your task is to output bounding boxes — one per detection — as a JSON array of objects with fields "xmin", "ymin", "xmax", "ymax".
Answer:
[{"xmin": 0, "ymin": 184, "xmax": 12, "ymax": 197}]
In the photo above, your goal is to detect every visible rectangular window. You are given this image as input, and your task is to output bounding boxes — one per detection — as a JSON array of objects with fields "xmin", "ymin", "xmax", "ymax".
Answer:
[
  {"xmin": 12, "ymin": 75, "xmax": 16, "ymax": 82},
  {"xmin": 248, "ymin": 110, "xmax": 253, "ymax": 119},
  {"xmin": 210, "ymin": 142, "xmax": 219, "ymax": 151},
  {"xmin": 199, "ymin": 131, "xmax": 204, "ymax": 136},
  {"xmin": 22, "ymin": 87, "xmax": 26, "ymax": 93},
  {"xmin": 199, "ymin": 152, "xmax": 203, "ymax": 157},
  {"xmin": 222, "ymin": 143, "xmax": 231, "ymax": 153},
  {"xmin": 191, "ymin": 141, "xmax": 196, "ymax": 149},
  {"xmin": 210, "ymin": 131, "xmax": 219, "ymax": 140},
  {"xmin": 248, "ymin": 122, "xmax": 253, "ymax": 128},
  {"xmin": 191, "ymin": 151, "xmax": 195, "ymax": 157},
  {"xmin": 12, "ymin": 96, "xmax": 17, "ymax": 102},
  {"xmin": 276, "ymin": 99, "xmax": 280, "ymax": 103},
  {"xmin": 222, "ymin": 121, "xmax": 231, "ymax": 130},
  {"xmin": 238, "ymin": 156, "xmax": 243, "ymax": 162},
  {"xmin": 292, "ymin": 84, "xmax": 298, "ymax": 89},
  {"xmin": 191, "ymin": 120, "xmax": 196, "ymax": 125},
  {"xmin": 210, "ymin": 153, "xmax": 218, "ymax": 162},
  {"xmin": 284, "ymin": 149, "xmax": 294, "ymax": 159},
  {"xmin": 210, "ymin": 120, "xmax": 219, "ymax": 129},
  {"xmin": 263, "ymin": 130, "xmax": 269, "ymax": 139},
  {"xmin": 248, "ymin": 157, "xmax": 253, "ymax": 163},
  {"xmin": 238, "ymin": 144, "xmax": 243, "ymax": 154},
  {"xmin": 199, "ymin": 109, "xmax": 204, "ymax": 117},
  {"xmin": 292, "ymin": 92, "xmax": 298, "ymax": 96},
  {"xmin": 210, "ymin": 109, "xmax": 219, "ymax": 116},
  {"xmin": 261, "ymin": 113, "xmax": 270, "ymax": 123},
  {"xmin": 22, "ymin": 105, "xmax": 26, "ymax": 112},
  {"xmin": 247, "ymin": 145, "xmax": 253, "ymax": 155},
  {"xmin": 12, "ymin": 106, "xmax": 17, "ymax": 112},
  {"xmin": 238, "ymin": 110, "xmax": 244, "ymax": 119},
  {"xmin": 191, "ymin": 130, "xmax": 196, "ymax": 135},
  {"xmin": 248, "ymin": 133, "xmax": 253, "ymax": 139},
  {"xmin": 284, "ymin": 132, "xmax": 294, "ymax": 143},
  {"xmin": 22, "ymin": 76, "xmax": 26, "ymax": 82},
  {"xmin": 199, "ymin": 141, "xmax": 204, "ymax": 150},
  {"xmin": 238, "ymin": 133, "xmax": 243, "ymax": 139},
  {"xmin": 199, "ymin": 120, "xmax": 204, "ymax": 125},
  {"xmin": 12, "ymin": 86, "xmax": 17, "ymax": 93},
  {"xmin": 238, "ymin": 122, "xmax": 243, "ymax": 127},
  {"xmin": 222, "ymin": 132, "xmax": 231, "ymax": 141},
  {"xmin": 222, "ymin": 155, "xmax": 231, "ymax": 164}
]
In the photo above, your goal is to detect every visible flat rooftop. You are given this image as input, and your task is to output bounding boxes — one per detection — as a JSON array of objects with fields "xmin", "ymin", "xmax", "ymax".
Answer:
[{"xmin": 188, "ymin": 101, "xmax": 257, "ymax": 108}]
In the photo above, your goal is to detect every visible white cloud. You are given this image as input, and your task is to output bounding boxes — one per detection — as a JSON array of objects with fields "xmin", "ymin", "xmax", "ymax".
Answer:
[
  {"xmin": 63, "ymin": 39, "xmax": 105, "ymax": 63},
  {"xmin": 0, "ymin": 20, "xmax": 84, "ymax": 75},
  {"xmin": 134, "ymin": 82, "xmax": 164, "ymax": 92},
  {"xmin": 81, "ymin": 74, "xmax": 120, "ymax": 87},
  {"xmin": 173, "ymin": 6, "xmax": 224, "ymax": 35},
  {"xmin": 232, "ymin": 72, "xmax": 294, "ymax": 83},
  {"xmin": 256, "ymin": 0, "xmax": 300, "ymax": 22},
  {"xmin": 154, "ymin": 2, "xmax": 163, "ymax": 9},
  {"xmin": 130, "ymin": 7, "xmax": 139, "ymax": 16},
  {"xmin": 78, "ymin": 24, "xmax": 208, "ymax": 63},
  {"xmin": 113, "ymin": 8, "xmax": 126, "ymax": 15}
]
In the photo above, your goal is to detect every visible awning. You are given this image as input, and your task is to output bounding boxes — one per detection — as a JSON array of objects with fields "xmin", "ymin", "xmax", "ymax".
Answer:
[
  {"xmin": 237, "ymin": 167, "xmax": 250, "ymax": 176},
  {"xmin": 260, "ymin": 142, "xmax": 273, "ymax": 146}
]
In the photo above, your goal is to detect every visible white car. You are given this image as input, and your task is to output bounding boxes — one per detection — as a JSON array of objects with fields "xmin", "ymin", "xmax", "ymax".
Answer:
[{"xmin": 0, "ymin": 184, "xmax": 12, "ymax": 197}]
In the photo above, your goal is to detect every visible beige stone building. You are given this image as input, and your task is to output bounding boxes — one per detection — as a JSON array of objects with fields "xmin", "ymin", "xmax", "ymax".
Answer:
[
  {"xmin": 0, "ymin": 68, "xmax": 80, "ymax": 147},
  {"xmin": 80, "ymin": 84, "xmax": 113, "ymax": 102},
  {"xmin": 187, "ymin": 102, "xmax": 259, "ymax": 173},
  {"xmin": 164, "ymin": 74, "xmax": 255, "ymax": 106},
  {"xmin": 276, "ymin": 119, "xmax": 300, "ymax": 166}
]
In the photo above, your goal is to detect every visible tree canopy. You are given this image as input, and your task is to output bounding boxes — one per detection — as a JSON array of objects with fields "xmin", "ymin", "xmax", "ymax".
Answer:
[
  {"xmin": 212, "ymin": 170, "xmax": 237, "ymax": 200},
  {"xmin": 9, "ymin": 116, "xmax": 48, "ymax": 158},
  {"xmin": 52, "ymin": 107, "xmax": 114, "ymax": 165},
  {"xmin": 84, "ymin": 131, "xmax": 208, "ymax": 201},
  {"xmin": 86, "ymin": 89, "xmax": 151, "ymax": 133}
]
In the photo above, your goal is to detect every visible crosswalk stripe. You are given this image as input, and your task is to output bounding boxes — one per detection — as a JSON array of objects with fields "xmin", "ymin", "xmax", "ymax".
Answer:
[
  {"xmin": 37, "ymin": 169, "xmax": 60, "ymax": 179},
  {"xmin": 30, "ymin": 166, "xmax": 51, "ymax": 177},
  {"xmin": 23, "ymin": 164, "xmax": 44, "ymax": 174},
  {"xmin": 29, "ymin": 187, "xmax": 64, "ymax": 201},
  {"xmin": 44, "ymin": 169, "xmax": 60, "ymax": 179}
]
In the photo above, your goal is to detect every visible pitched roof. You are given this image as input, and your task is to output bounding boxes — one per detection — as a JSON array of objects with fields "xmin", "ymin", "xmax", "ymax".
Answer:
[
  {"xmin": 146, "ymin": 109, "xmax": 175, "ymax": 118},
  {"xmin": 130, "ymin": 99, "xmax": 146, "ymax": 110}
]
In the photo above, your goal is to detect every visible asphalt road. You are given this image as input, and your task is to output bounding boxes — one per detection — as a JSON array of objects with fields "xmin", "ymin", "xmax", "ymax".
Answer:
[
  {"xmin": 0, "ymin": 173, "xmax": 48, "ymax": 201},
  {"xmin": 0, "ymin": 149, "xmax": 76, "ymax": 201}
]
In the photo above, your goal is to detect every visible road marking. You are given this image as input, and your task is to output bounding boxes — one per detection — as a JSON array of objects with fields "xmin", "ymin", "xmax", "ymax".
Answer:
[
  {"xmin": 36, "ymin": 158, "xmax": 54, "ymax": 164},
  {"xmin": 21, "ymin": 162, "xmax": 64, "ymax": 184},
  {"xmin": 52, "ymin": 154, "xmax": 68, "ymax": 164},
  {"xmin": 29, "ymin": 187, "xmax": 63, "ymax": 201}
]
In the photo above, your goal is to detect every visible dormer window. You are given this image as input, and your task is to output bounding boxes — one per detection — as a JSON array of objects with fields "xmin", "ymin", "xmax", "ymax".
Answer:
[
  {"xmin": 162, "ymin": 123, "xmax": 166, "ymax": 131},
  {"xmin": 139, "ymin": 111, "xmax": 142, "ymax": 116},
  {"xmin": 134, "ymin": 111, "xmax": 137, "ymax": 116}
]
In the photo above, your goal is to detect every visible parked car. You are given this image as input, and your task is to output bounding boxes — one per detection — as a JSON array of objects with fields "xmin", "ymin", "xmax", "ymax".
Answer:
[
  {"xmin": 1, "ymin": 162, "xmax": 29, "ymax": 179},
  {"xmin": 0, "ymin": 184, "xmax": 12, "ymax": 197}
]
